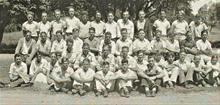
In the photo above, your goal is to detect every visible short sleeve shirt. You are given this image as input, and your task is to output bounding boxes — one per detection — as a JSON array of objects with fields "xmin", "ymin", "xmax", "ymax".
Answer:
[
  {"xmin": 9, "ymin": 62, "xmax": 27, "ymax": 76},
  {"xmin": 153, "ymin": 19, "xmax": 170, "ymax": 36},
  {"xmin": 22, "ymin": 21, "xmax": 39, "ymax": 37}
]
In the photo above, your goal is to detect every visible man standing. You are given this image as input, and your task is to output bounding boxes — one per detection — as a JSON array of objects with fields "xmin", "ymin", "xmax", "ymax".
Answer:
[
  {"xmin": 38, "ymin": 12, "xmax": 51, "ymax": 38},
  {"xmin": 91, "ymin": 11, "xmax": 105, "ymax": 39},
  {"xmin": 64, "ymin": 7, "xmax": 81, "ymax": 33}
]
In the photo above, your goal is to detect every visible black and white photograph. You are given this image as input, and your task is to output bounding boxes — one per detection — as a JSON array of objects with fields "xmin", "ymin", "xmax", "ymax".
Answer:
[{"xmin": 0, "ymin": 0, "xmax": 220, "ymax": 104}]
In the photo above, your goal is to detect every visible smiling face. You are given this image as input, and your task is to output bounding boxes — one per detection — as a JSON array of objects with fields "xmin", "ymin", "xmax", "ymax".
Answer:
[
  {"xmin": 138, "ymin": 11, "xmax": 145, "ymax": 21},
  {"xmin": 40, "ymin": 32, "xmax": 47, "ymax": 43},
  {"xmin": 55, "ymin": 10, "xmax": 61, "ymax": 20},
  {"xmin": 121, "ymin": 47, "xmax": 129, "ymax": 58},
  {"xmin": 15, "ymin": 56, "xmax": 22, "ymax": 65},
  {"xmin": 138, "ymin": 30, "xmax": 145, "ymax": 40},
  {"xmin": 122, "ymin": 11, "xmax": 129, "ymax": 22},
  {"xmin": 82, "ymin": 59, "xmax": 90, "ymax": 71},
  {"xmin": 25, "ymin": 32, "xmax": 32, "ymax": 41},
  {"xmin": 137, "ymin": 51, "xmax": 144, "ymax": 62},
  {"xmin": 107, "ymin": 13, "xmax": 114, "ymax": 22},
  {"xmin": 27, "ymin": 14, "xmax": 33, "ymax": 23},
  {"xmin": 211, "ymin": 56, "xmax": 218, "ymax": 65},
  {"xmin": 69, "ymin": 8, "xmax": 75, "ymax": 17},
  {"xmin": 41, "ymin": 13, "xmax": 47, "ymax": 22}
]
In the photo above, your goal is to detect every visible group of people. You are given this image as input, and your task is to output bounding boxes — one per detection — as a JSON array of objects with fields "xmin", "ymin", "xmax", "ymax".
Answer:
[{"xmin": 2, "ymin": 7, "xmax": 220, "ymax": 98}]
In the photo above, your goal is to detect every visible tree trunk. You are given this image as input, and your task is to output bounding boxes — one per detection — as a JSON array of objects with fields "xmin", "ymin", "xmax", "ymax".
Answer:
[{"xmin": 0, "ymin": 6, "xmax": 10, "ymax": 45}]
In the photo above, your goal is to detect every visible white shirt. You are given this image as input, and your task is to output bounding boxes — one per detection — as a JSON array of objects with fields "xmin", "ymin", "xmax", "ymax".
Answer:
[
  {"xmin": 137, "ymin": 19, "xmax": 146, "ymax": 31},
  {"xmin": 153, "ymin": 19, "xmax": 170, "ymax": 36},
  {"xmin": 22, "ymin": 21, "xmax": 39, "ymax": 37},
  {"xmin": 196, "ymin": 39, "xmax": 212, "ymax": 51},
  {"xmin": 30, "ymin": 58, "xmax": 49, "ymax": 75},
  {"xmin": 51, "ymin": 39, "xmax": 66, "ymax": 53},
  {"xmin": 9, "ymin": 62, "xmax": 27, "ymax": 76},
  {"xmin": 132, "ymin": 39, "xmax": 152, "ymax": 52},
  {"xmin": 65, "ymin": 16, "xmax": 81, "ymax": 33},
  {"xmin": 104, "ymin": 21, "xmax": 120, "ymax": 39},
  {"xmin": 171, "ymin": 20, "xmax": 189, "ymax": 34},
  {"xmin": 165, "ymin": 39, "xmax": 180, "ymax": 52},
  {"xmin": 189, "ymin": 21, "xmax": 208, "ymax": 38},
  {"xmin": 99, "ymin": 40, "xmax": 116, "ymax": 55},
  {"xmin": 38, "ymin": 21, "xmax": 51, "ymax": 37},
  {"xmin": 117, "ymin": 19, "xmax": 134, "ymax": 39},
  {"xmin": 51, "ymin": 19, "xmax": 66, "ymax": 35},
  {"xmin": 52, "ymin": 66, "xmax": 74, "ymax": 79},
  {"xmin": 72, "ymin": 38, "xmax": 83, "ymax": 54},
  {"xmin": 115, "ymin": 38, "xmax": 133, "ymax": 55},
  {"xmin": 79, "ymin": 21, "xmax": 91, "ymax": 39},
  {"xmin": 91, "ymin": 21, "xmax": 105, "ymax": 37},
  {"xmin": 74, "ymin": 68, "xmax": 95, "ymax": 81},
  {"xmin": 151, "ymin": 39, "xmax": 167, "ymax": 51}
]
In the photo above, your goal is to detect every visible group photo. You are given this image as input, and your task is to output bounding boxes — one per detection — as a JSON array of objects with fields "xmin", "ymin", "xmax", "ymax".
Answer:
[{"xmin": 0, "ymin": 0, "xmax": 220, "ymax": 104}]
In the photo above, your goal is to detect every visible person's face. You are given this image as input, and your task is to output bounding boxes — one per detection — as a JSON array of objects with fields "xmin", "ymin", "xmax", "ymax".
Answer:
[
  {"xmin": 121, "ymin": 30, "xmax": 128, "ymax": 40},
  {"xmin": 36, "ymin": 54, "xmax": 42, "ymax": 63},
  {"xmin": 42, "ymin": 13, "xmax": 47, "ymax": 22},
  {"xmin": 55, "ymin": 11, "xmax": 61, "ymax": 20},
  {"xmin": 155, "ymin": 54, "xmax": 162, "ymax": 62},
  {"xmin": 123, "ymin": 12, "xmax": 129, "ymax": 21},
  {"xmin": 201, "ymin": 32, "xmax": 208, "ymax": 41},
  {"xmin": 69, "ymin": 8, "xmax": 75, "ymax": 17},
  {"xmin": 66, "ymin": 33, "xmax": 73, "ymax": 40},
  {"xmin": 25, "ymin": 32, "xmax": 31, "ymax": 41},
  {"xmin": 56, "ymin": 33, "xmax": 62, "ymax": 42},
  {"xmin": 168, "ymin": 55, "xmax": 174, "ymax": 63},
  {"xmin": 67, "ymin": 41, "xmax": 73, "ymax": 48},
  {"xmin": 102, "ymin": 46, "xmax": 110, "ymax": 56},
  {"xmin": 89, "ymin": 30, "xmax": 95, "ymax": 37},
  {"xmin": 168, "ymin": 34, "xmax": 175, "ymax": 41},
  {"xmin": 83, "ymin": 45, "xmax": 90, "ymax": 55},
  {"xmin": 62, "ymin": 61, "xmax": 69, "ymax": 70},
  {"xmin": 186, "ymin": 32, "xmax": 193, "ymax": 40},
  {"xmin": 160, "ymin": 12, "xmax": 166, "ymax": 20},
  {"xmin": 102, "ymin": 64, "xmax": 109, "ymax": 73},
  {"xmin": 41, "ymin": 33, "xmax": 47, "ymax": 43},
  {"xmin": 139, "ymin": 31, "xmax": 145, "ymax": 40},
  {"xmin": 178, "ymin": 14, "xmax": 184, "ymax": 21},
  {"xmin": 137, "ymin": 52, "xmax": 144, "ymax": 62},
  {"xmin": 121, "ymin": 48, "xmax": 129, "ymax": 58},
  {"xmin": 50, "ymin": 53, "xmax": 57, "ymax": 61},
  {"xmin": 148, "ymin": 58, "xmax": 155, "ymax": 66},
  {"xmin": 139, "ymin": 11, "xmax": 145, "ymax": 20},
  {"xmin": 155, "ymin": 31, "xmax": 161, "ymax": 41},
  {"xmin": 27, "ymin": 14, "xmax": 33, "ymax": 22},
  {"xmin": 194, "ymin": 56, "xmax": 201, "ymax": 64},
  {"xmin": 15, "ymin": 56, "xmax": 22, "ymax": 65},
  {"xmin": 107, "ymin": 13, "xmax": 114, "ymax": 22},
  {"xmin": 96, "ymin": 13, "xmax": 101, "ymax": 21},
  {"xmin": 72, "ymin": 31, "xmax": 79, "ymax": 39},
  {"xmin": 121, "ymin": 63, "xmax": 128, "ymax": 71},
  {"xmin": 81, "ymin": 15, "xmax": 88, "ymax": 22},
  {"xmin": 83, "ymin": 61, "xmax": 90, "ymax": 71},
  {"xmin": 211, "ymin": 57, "xmax": 218, "ymax": 65},
  {"xmin": 105, "ymin": 34, "xmax": 111, "ymax": 42},
  {"xmin": 179, "ymin": 53, "xmax": 186, "ymax": 62}
]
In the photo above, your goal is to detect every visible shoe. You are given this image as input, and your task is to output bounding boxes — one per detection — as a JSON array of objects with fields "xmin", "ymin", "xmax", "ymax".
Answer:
[
  {"xmin": 151, "ymin": 91, "xmax": 156, "ymax": 97},
  {"xmin": 71, "ymin": 89, "xmax": 78, "ymax": 95},
  {"xmin": 95, "ymin": 91, "xmax": 101, "ymax": 97},
  {"xmin": 124, "ymin": 89, "xmax": 130, "ymax": 98},
  {"xmin": 79, "ymin": 89, "xmax": 86, "ymax": 96},
  {"xmin": 145, "ymin": 91, "xmax": 151, "ymax": 97},
  {"xmin": 119, "ymin": 89, "xmax": 125, "ymax": 97},
  {"xmin": 103, "ymin": 90, "xmax": 108, "ymax": 98}
]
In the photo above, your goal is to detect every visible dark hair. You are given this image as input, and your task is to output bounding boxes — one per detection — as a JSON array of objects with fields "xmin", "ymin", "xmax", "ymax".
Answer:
[
  {"xmin": 66, "ymin": 38, "xmax": 73, "ymax": 44},
  {"xmin": 40, "ymin": 31, "xmax": 47, "ymax": 36},
  {"xmin": 211, "ymin": 55, "xmax": 218, "ymax": 60},
  {"xmin": 102, "ymin": 61, "xmax": 109, "ymax": 66},
  {"xmin": 61, "ymin": 57, "xmax": 69, "ymax": 64},
  {"xmin": 138, "ymin": 29, "xmax": 144, "ymax": 33},
  {"xmin": 201, "ymin": 30, "xmax": 208, "ymax": 36},
  {"xmin": 89, "ymin": 27, "xmax": 96, "ymax": 32},
  {"xmin": 105, "ymin": 31, "xmax": 112, "ymax": 36},
  {"xmin": 121, "ymin": 59, "xmax": 128, "ymax": 64},
  {"xmin": 167, "ymin": 52, "xmax": 175, "ymax": 58},
  {"xmin": 56, "ymin": 30, "xmax": 62, "ymax": 35},
  {"xmin": 102, "ymin": 44, "xmax": 111, "ymax": 51},
  {"xmin": 14, "ymin": 54, "xmax": 21, "ymax": 60},
  {"xmin": 121, "ymin": 28, "xmax": 127, "ymax": 33},
  {"xmin": 72, "ymin": 28, "xmax": 79, "ymax": 32},
  {"xmin": 122, "ymin": 46, "xmax": 129, "ymax": 50},
  {"xmin": 83, "ymin": 58, "xmax": 90, "ymax": 63},
  {"xmin": 83, "ymin": 42, "xmax": 90, "ymax": 48},
  {"xmin": 137, "ymin": 50, "xmax": 144, "ymax": 55}
]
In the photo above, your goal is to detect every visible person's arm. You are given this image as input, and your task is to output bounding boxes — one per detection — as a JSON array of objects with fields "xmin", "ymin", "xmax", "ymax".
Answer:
[
  {"xmin": 81, "ymin": 71, "xmax": 95, "ymax": 82},
  {"xmin": 115, "ymin": 41, "xmax": 120, "ymax": 56},
  {"xmin": 15, "ymin": 39, "xmax": 22, "ymax": 54},
  {"xmin": 137, "ymin": 70, "xmax": 151, "ymax": 80},
  {"xmin": 130, "ymin": 22, "xmax": 134, "ymax": 40},
  {"xmin": 122, "ymin": 71, "xmax": 137, "ymax": 80}
]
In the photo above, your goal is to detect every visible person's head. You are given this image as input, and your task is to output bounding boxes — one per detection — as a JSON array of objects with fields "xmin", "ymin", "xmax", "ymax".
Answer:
[
  {"xmin": 138, "ymin": 29, "xmax": 145, "ymax": 40},
  {"xmin": 194, "ymin": 55, "xmax": 201, "ymax": 64},
  {"xmin": 185, "ymin": 31, "xmax": 193, "ymax": 41},
  {"xmin": 60, "ymin": 57, "xmax": 69, "ymax": 70},
  {"xmin": 177, "ymin": 11, "xmax": 184, "ymax": 21},
  {"xmin": 14, "ymin": 54, "xmax": 22, "ymax": 65},
  {"xmin": 40, "ymin": 32, "xmax": 47, "ymax": 43},
  {"xmin": 89, "ymin": 27, "xmax": 96, "ymax": 38},
  {"xmin": 54, "ymin": 9, "xmax": 61, "ymax": 20},
  {"xmin": 148, "ymin": 56, "xmax": 155, "ymax": 67},
  {"xmin": 41, "ymin": 12, "xmax": 48, "ymax": 22},
  {"xmin": 168, "ymin": 33, "xmax": 175, "ymax": 41},
  {"xmin": 167, "ymin": 52, "xmax": 175, "ymax": 63},
  {"xmin": 25, "ymin": 31, "xmax": 32, "ymax": 41},
  {"xmin": 195, "ymin": 15, "xmax": 202, "ymax": 24},
  {"xmin": 138, "ymin": 10, "xmax": 145, "ymax": 21},
  {"xmin": 27, "ymin": 12, "xmax": 34, "ymax": 23},
  {"xmin": 55, "ymin": 30, "xmax": 63, "ymax": 42},
  {"xmin": 102, "ymin": 61, "xmax": 110, "ymax": 73},
  {"xmin": 81, "ymin": 11, "xmax": 88, "ymax": 22},
  {"xmin": 211, "ymin": 55, "xmax": 219, "ymax": 65},
  {"xmin": 72, "ymin": 28, "xmax": 79, "ymax": 39},
  {"xmin": 107, "ymin": 12, "xmax": 114, "ymax": 22},
  {"xmin": 121, "ymin": 46, "xmax": 129, "ymax": 58},
  {"xmin": 82, "ymin": 58, "xmax": 90, "ymax": 71},
  {"xmin": 179, "ymin": 52, "xmax": 186, "ymax": 62},
  {"xmin": 121, "ymin": 28, "xmax": 128, "ymax": 40},
  {"xmin": 102, "ymin": 44, "xmax": 111, "ymax": 56},
  {"xmin": 155, "ymin": 30, "xmax": 162, "ymax": 41},
  {"xmin": 82, "ymin": 42, "xmax": 90, "ymax": 55},
  {"xmin": 36, "ymin": 52, "xmax": 42, "ymax": 63},
  {"xmin": 50, "ymin": 52, "xmax": 57, "ymax": 62},
  {"xmin": 160, "ymin": 11, "xmax": 166, "ymax": 20},
  {"xmin": 121, "ymin": 59, "xmax": 129, "ymax": 71},
  {"xmin": 122, "ymin": 11, "xmax": 129, "ymax": 22},
  {"xmin": 66, "ymin": 38, "xmax": 73, "ymax": 49},
  {"xmin": 201, "ymin": 30, "xmax": 208, "ymax": 42},
  {"xmin": 68, "ymin": 7, "xmax": 75, "ymax": 17},
  {"xmin": 104, "ymin": 32, "xmax": 112, "ymax": 44},
  {"xmin": 137, "ymin": 50, "xmax": 144, "ymax": 62},
  {"xmin": 154, "ymin": 52, "xmax": 162, "ymax": 62},
  {"xmin": 95, "ymin": 11, "xmax": 101, "ymax": 22}
]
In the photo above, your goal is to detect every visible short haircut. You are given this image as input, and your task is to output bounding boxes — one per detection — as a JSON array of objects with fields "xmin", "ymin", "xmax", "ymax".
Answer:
[
  {"xmin": 25, "ymin": 30, "xmax": 32, "ymax": 35},
  {"xmin": 121, "ymin": 59, "xmax": 128, "ymax": 64},
  {"xmin": 40, "ymin": 31, "xmax": 47, "ymax": 36},
  {"xmin": 105, "ymin": 31, "xmax": 112, "ymax": 36},
  {"xmin": 54, "ymin": 9, "xmax": 61, "ymax": 13},
  {"xmin": 102, "ymin": 44, "xmax": 111, "ymax": 51},
  {"xmin": 83, "ymin": 42, "xmax": 90, "ymax": 48},
  {"xmin": 42, "ymin": 12, "xmax": 47, "ymax": 16},
  {"xmin": 72, "ymin": 28, "xmax": 79, "ymax": 32},
  {"xmin": 138, "ymin": 29, "xmax": 144, "ymax": 33},
  {"xmin": 121, "ymin": 28, "xmax": 127, "ymax": 33},
  {"xmin": 102, "ymin": 61, "xmax": 109, "ymax": 66},
  {"xmin": 137, "ymin": 50, "xmax": 144, "ymax": 55},
  {"xmin": 27, "ymin": 11, "xmax": 34, "ymax": 16},
  {"xmin": 66, "ymin": 38, "xmax": 73, "ymax": 44},
  {"xmin": 61, "ymin": 57, "xmax": 69, "ymax": 64},
  {"xmin": 167, "ymin": 52, "xmax": 175, "ymax": 58},
  {"xmin": 81, "ymin": 11, "xmax": 88, "ymax": 16},
  {"xmin": 14, "ymin": 53, "xmax": 21, "ymax": 60},
  {"xmin": 56, "ymin": 30, "xmax": 62, "ymax": 35},
  {"xmin": 122, "ymin": 46, "xmax": 129, "ymax": 50},
  {"xmin": 89, "ymin": 27, "xmax": 96, "ymax": 32},
  {"xmin": 211, "ymin": 55, "xmax": 218, "ymax": 60},
  {"xmin": 83, "ymin": 58, "xmax": 90, "ymax": 63},
  {"xmin": 201, "ymin": 30, "xmax": 208, "ymax": 36}
]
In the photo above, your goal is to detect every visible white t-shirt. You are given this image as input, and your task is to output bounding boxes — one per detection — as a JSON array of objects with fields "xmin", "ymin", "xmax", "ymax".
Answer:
[
  {"xmin": 171, "ymin": 20, "xmax": 189, "ymax": 34},
  {"xmin": 153, "ymin": 19, "xmax": 170, "ymax": 36},
  {"xmin": 22, "ymin": 21, "xmax": 39, "ymax": 37}
]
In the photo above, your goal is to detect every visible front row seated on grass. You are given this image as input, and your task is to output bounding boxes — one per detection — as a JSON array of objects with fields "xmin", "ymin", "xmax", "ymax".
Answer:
[{"xmin": 8, "ymin": 52, "xmax": 220, "ymax": 97}]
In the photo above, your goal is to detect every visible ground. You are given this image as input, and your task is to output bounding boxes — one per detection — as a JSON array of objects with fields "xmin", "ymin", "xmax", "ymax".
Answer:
[{"xmin": 0, "ymin": 25, "xmax": 220, "ymax": 105}]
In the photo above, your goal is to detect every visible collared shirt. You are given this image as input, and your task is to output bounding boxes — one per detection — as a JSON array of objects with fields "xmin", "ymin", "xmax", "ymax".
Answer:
[
  {"xmin": 51, "ymin": 19, "xmax": 66, "ymax": 35},
  {"xmin": 116, "ymin": 69, "xmax": 137, "ymax": 79},
  {"xmin": 15, "ymin": 37, "xmax": 36, "ymax": 55},
  {"xmin": 30, "ymin": 58, "xmax": 49, "ymax": 75},
  {"xmin": 115, "ymin": 38, "xmax": 133, "ymax": 55},
  {"xmin": 65, "ymin": 16, "xmax": 81, "ymax": 33},
  {"xmin": 84, "ymin": 37, "xmax": 100, "ymax": 51},
  {"xmin": 72, "ymin": 38, "xmax": 83, "ymax": 54},
  {"xmin": 74, "ymin": 68, "xmax": 95, "ymax": 80},
  {"xmin": 206, "ymin": 61, "xmax": 220, "ymax": 72},
  {"xmin": 153, "ymin": 19, "xmax": 170, "ymax": 36},
  {"xmin": 52, "ymin": 66, "xmax": 74, "ymax": 79},
  {"xmin": 189, "ymin": 21, "xmax": 208, "ymax": 38},
  {"xmin": 136, "ymin": 59, "xmax": 148, "ymax": 72},
  {"xmin": 99, "ymin": 40, "xmax": 116, "ymax": 55},
  {"xmin": 132, "ymin": 39, "xmax": 152, "ymax": 53},
  {"xmin": 97, "ymin": 54, "xmax": 115, "ymax": 71},
  {"xmin": 151, "ymin": 39, "xmax": 166, "ymax": 51},
  {"xmin": 171, "ymin": 20, "xmax": 189, "ymax": 34},
  {"xmin": 22, "ymin": 21, "xmax": 39, "ymax": 37},
  {"xmin": 74, "ymin": 52, "xmax": 97, "ymax": 69},
  {"xmin": 196, "ymin": 39, "xmax": 212, "ymax": 51},
  {"xmin": 38, "ymin": 21, "xmax": 51, "ymax": 37},
  {"xmin": 51, "ymin": 39, "xmax": 66, "ymax": 53},
  {"xmin": 91, "ymin": 21, "xmax": 105, "ymax": 37},
  {"xmin": 9, "ymin": 62, "xmax": 27, "ymax": 76},
  {"xmin": 173, "ymin": 60, "xmax": 191, "ymax": 72},
  {"xmin": 115, "ymin": 55, "xmax": 137, "ymax": 70},
  {"xmin": 104, "ymin": 21, "xmax": 120, "ymax": 39},
  {"xmin": 36, "ymin": 39, "xmax": 51, "ymax": 54},
  {"xmin": 137, "ymin": 19, "xmax": 146, "ymax": 31},
  {"xmin": 79, "ymin": 21, "xmax": 91, "ymax": 39},
  {"xmin": 117, "ymin": 19, "xmax": 134, "ymax": 39},
  {"xmin": 165, "ymin": 39, "xmax": 180, "ymax": 52}
]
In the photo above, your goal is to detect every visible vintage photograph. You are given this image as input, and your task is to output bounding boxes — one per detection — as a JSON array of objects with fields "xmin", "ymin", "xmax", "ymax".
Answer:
[{"xmin": 0, "ymin": 0, "xmax": 220, "ymax": 104}]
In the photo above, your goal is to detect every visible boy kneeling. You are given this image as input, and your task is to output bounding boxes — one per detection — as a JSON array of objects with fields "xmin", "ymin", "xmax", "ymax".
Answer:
[
  {"xmin": 94, "ymin": 61, "xmax": 115, "ymax": 97},
  {"xmin": 72, "ymin": 58, "xmax": 95, "ymax": 96}
]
